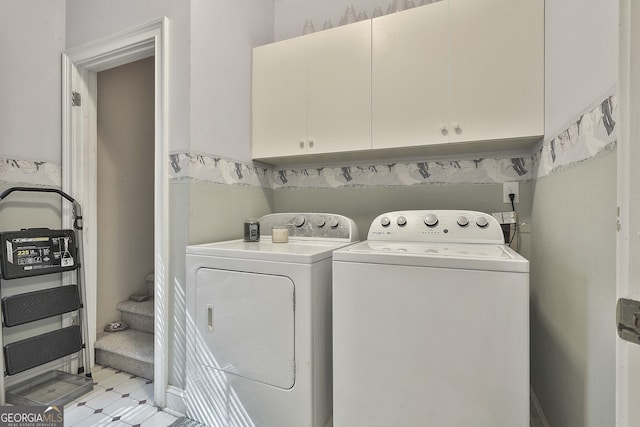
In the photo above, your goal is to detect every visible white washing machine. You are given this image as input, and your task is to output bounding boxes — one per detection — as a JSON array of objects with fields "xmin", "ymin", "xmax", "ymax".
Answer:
[
  {"xmin": 332, "ymin": 210, "xmax": 529, "ymax": 427},
  {"xmin": 185, "ymin": 213, "xmax": 358, "ymax": 427}
]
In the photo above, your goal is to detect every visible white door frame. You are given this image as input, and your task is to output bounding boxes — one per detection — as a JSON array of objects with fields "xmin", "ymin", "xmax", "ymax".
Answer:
[
  {"xmin": 617, "ymin": 0, "xmax": 640, "ymax": 425},
  {"xmin": 61, "ymin": 17, "xmax": 170, "ymax": 407}
]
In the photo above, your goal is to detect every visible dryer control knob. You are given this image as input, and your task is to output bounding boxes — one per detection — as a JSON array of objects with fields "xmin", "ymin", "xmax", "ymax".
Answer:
[
  {"xmin": 397, "ymin": 216, "xmax": 407, "ymax": 226},
  {"xmin": 330, "ymin": 218, "xmax": 340, "ymax": 228},
  {"xmin": 293, "ymin": 215, "xmax": 306, "ymax": 227},
  {"xmin": 476, "ymin": 216, "xmax": 489, "ymax": 228},
  {"xmin": 316, "ymin": 217, "xmax": 326, "ymax": 227},
  {"xmin": 424, "ymin": 214, "xmax": 439, "ymax": 227},
  {"xmin": 381, "ymin": 217, "xmax": 391, "ymax": 227},
  {"xmin": 457, "ymin": 216, "xmax": 469, "ymax": 227}
]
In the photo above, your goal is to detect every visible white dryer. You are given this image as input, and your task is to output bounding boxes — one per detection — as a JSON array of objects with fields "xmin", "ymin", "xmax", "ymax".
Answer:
[
  {"xmin": 332, "ymin": 210, "xmax": 529, "ymax": 427},
  {"xmin": 186, "ymin": 213, "xmax": 358, "ymax": 427}
]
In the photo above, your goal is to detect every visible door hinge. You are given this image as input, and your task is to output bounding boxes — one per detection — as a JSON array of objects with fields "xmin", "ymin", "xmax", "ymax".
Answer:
[
  {"xmin": 72, "ymin": 91, "xmax": 81, "ymax": 107},
  {"xmin": 617, "ymin": 298, "xmax": 640, "ymax": 344}
]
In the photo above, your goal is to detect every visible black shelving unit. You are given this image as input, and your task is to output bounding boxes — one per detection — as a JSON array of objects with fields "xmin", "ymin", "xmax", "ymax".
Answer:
[{"xmin": 0, "ymin": 187, "xmax": 92, "ymax": 406}]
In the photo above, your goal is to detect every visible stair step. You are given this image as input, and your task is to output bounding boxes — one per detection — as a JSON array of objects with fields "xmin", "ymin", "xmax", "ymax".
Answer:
[
  {"xmin": 117, "ymin": 298, "xmax": 153, "ymax": 317},
  {"xmin": 117, "ymin": 299, "xmax": 154, "ymax": 334},
  {"xmin": 95, "ymin": 329, "xmax": 153, "ymax": 380}
]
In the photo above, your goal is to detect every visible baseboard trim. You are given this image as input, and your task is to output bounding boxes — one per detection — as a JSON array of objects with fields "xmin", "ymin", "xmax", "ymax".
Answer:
[{"xmin": 165, "ymin": 385, "xmax": 186, "ymax": 417}]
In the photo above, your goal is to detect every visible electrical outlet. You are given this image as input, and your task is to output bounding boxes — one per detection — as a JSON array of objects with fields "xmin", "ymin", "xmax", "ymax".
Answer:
[{"xmin": 503, "ymin": 181, "xmax": 520, "ymax": 204}]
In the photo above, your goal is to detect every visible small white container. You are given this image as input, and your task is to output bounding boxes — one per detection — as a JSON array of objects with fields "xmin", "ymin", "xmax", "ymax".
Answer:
[{"xmin": 272, "ymin": 226, "xmax": 289, "ymax": 243}]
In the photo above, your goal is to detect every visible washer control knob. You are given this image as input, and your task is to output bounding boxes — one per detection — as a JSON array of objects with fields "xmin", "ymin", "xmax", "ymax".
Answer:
[
  {"xmin": 397, "ymin": 216, "xmax": 407, "ymax": 227},
  {"xmin": 457, "ymin": 216, "xmax": 469, "ymax": 227},
  {"xmin": 330, "ymin": 218, "xmax": 340, "ymax": 228},
  {"xmin": 316, "ymin": 217, "xmax": 326, "ymax": 227},
  {"xmin": 424, "ymin": 214, "xmax": 439, "ymax": 227},
  {"xmin": 476, "ymin": 216, "xmax": 489, "ymax": 228},
  {"xmin": 381, "ymin": 217, "xmax": 391, "ymax": 227},
  {"xmin": 293, "ymin": 215, "xmax": 306, "ymax": 227}
]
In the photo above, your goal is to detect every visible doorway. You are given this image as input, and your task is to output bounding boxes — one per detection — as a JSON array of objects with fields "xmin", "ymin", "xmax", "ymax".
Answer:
[
  {"xmin": 62, "ymin": 18, "xmax": 169, "ymax": 407},
  {"xmin": 96, "ymin": 57, "xmax": 154, "ymax": 333}
]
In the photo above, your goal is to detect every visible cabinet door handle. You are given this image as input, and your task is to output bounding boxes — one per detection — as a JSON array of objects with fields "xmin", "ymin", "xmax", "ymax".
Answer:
[
  {"xmin": 439, "ymin": 124, "xmax": 448, "ymax": 135},
  {"xmin": 452, "ymin": 122, "xmax": 461, "ymax": 130},
  {"xmin": 299, "ymin": 140, "xmax": 305, "ymax": 149},
  {"xmin": 308, "ymin": 139, "xmax": 314, "ymax": 149}
]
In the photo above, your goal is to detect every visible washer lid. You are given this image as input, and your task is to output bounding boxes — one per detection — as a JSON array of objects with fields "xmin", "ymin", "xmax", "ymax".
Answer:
[
  {"xmin": 333, "ymin": 241, "xmax": 529, "ymax": 273},
  {"xmin": 187, "ymin": 239, "xmax": 357, "ymax": 263}
]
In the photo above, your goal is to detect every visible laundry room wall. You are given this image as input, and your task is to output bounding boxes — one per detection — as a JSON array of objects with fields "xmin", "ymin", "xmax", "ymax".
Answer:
[
  {"xmin": 0, "ymin": 0, "xmax": 64, "ymax": 186},
  {"xmin": 0, "ymin": 0, "xmax": 65, "ymax": 165},
  {"xmin": 528, "ymin": 0, "xmax": 618, "ymax": 425},
  {"xmin": 0, "ymin": 0, "xmax": 65, "ymax": 199},
  {"xmin": 0, "ymin": 1, "xmax": 66, "ymax": 345}
]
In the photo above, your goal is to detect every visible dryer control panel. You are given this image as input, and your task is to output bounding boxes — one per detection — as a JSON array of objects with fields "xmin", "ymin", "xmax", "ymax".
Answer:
[
  {"xmin": 258, "ymin": 213, "xmax": 358, "ymax": 241},
  {"xmin": 368, "ymin": 210, "xmax": 504, "ymax": 244}
]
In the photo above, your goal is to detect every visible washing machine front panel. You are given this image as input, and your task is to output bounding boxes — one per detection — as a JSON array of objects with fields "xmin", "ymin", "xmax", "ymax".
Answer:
[
  {"xmin": 195, "ymin": 268, "xmax": 295, "ymax": 389},
  {"xmin": 332, "ymin": 261, "xmax": 529, "ymax": 427}
]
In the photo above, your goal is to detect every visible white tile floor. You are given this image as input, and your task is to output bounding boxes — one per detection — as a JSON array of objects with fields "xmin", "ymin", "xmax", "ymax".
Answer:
[{"xmin": 64, "ymin": 365, "xmax": 178, "ymax": 427}]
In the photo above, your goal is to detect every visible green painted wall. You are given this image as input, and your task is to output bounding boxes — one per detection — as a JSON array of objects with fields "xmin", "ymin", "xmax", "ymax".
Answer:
[{"xmin": 530, "ymin": 151, "xmax": 616, "ymax": 427}]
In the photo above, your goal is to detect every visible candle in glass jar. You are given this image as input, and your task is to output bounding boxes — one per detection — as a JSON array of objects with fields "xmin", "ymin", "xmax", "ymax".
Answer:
[{"xmin": 272, "ymin": 226, "xmax": 289, "ymax": 243}]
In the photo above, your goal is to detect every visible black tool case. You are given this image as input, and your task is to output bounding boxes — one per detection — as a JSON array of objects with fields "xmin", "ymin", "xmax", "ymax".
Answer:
[{"xmin": 0, "ymin": 187, "xmax": 92, "ymax": 406}]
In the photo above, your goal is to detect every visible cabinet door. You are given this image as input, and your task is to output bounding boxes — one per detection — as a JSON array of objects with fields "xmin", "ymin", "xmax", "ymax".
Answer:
[
  {"xmin": 372, "ymin": 2, "xmax": 450, "ymax": 150},
  {"xmin": 306, "ymin": 20, "xmax": 372, "ymax": 154},
  {"xmin": 252, "ymin": 37, "xmax": 308, "ymax": 159},
  {"xmin": 449, "ymin": 0, "xmax": 544, "ymax": 143}
]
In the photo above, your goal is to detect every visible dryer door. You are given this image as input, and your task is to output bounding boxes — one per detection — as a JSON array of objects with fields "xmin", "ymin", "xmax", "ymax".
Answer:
[{"xmin": 195, "ymin": 268, "xmax": 295, "ymax": 389}]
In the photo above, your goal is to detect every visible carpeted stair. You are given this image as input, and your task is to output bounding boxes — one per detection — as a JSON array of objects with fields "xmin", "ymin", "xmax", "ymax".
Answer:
[{"xmin": 95, "ymin": 297, "xmax": 154, "ymax": 380}]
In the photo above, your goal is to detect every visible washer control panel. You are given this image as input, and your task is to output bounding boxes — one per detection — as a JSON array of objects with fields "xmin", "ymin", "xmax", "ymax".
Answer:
[
  {"xmin": 258, "ymin": 213, "xmax": 359, "ymax": 241},
  {"xmin": 368, "ymin": 210, "xmax": 504, "ymax": 244}
]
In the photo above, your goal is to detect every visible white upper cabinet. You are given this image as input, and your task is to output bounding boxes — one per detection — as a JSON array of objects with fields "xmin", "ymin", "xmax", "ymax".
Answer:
[
  {"xmin": 372, "ymin": 1, "xmax": 450, "ymax": 149},
  {"xmin": 252, "ymin": 20, "xmax": 371, "ymax": 161},
  {"xmin": 448, "ymin": 0, "xmax": 544, "ymax": 144},
  {"xmin": 252, "ymin": 36, "xmax": 307, "ymax": 159},
  {"xmin": 252, "ymin": 0, "xmax": 544, "ymax": 163},
  {"xmin": 373, "ymin": 0, "xmax": 544, "ymax": 150}
]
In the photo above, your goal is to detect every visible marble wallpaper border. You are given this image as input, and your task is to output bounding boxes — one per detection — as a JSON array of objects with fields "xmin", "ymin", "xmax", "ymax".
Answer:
[
  {"xmin": 0, "ymin": 158, "xmax": 61, "ymax": 188},
  {"xmin": 271, "ymin": 156, "xmax": 533, "ymax": 189},
  {"xmin": 4, "ymin": 93, "xmax": 616, "ymax": 190},
  {"xmin": 532, "ymin": 94, "xmax": 617, "ymax": 180},
  {"xmin": 169, "ymin": 152, "xmax": 273, "ymax": 188}
]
